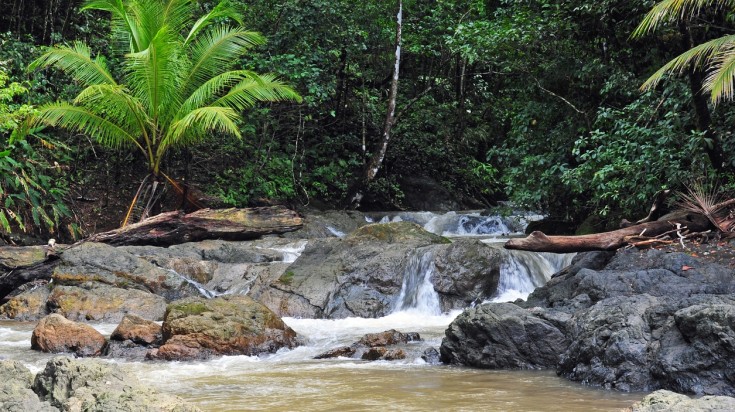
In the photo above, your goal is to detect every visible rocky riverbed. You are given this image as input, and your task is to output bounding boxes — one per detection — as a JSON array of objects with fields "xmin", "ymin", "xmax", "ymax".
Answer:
[
  {"xmin": 1, "ymin": 209, "xmax": 734, "ymax": 410},
  {"xmin": 441, "ymin": 245, "xmax": 735, "ymax": 396}
]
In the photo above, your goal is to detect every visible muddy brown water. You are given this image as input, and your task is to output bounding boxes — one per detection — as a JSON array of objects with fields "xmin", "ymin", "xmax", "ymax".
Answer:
[{"xmin": 1, "ymin": 314, "xmax": 644, "ymax": 411}]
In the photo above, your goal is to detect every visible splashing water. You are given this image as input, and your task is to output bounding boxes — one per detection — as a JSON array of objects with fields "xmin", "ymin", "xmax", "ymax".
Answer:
[
  {"xmin": 165, "ymin": 268, "xmax": 220, "ymax": 299},
  {"xmin": 393, "ymin": 250, "xmax": 441, "ymax": 315},
  {"xmin": 491, "ymin": 249, "xmax": 575, "ymax": 302}
]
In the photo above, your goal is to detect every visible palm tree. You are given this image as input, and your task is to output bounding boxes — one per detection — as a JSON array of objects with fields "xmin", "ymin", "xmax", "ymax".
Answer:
[
  {"xmin": 633, "ymin": 0, "xmax": 735, "ymax": 104},
  {"xmin": 30, "ymin": 0, "xmax": 301, "ymax": 225}
]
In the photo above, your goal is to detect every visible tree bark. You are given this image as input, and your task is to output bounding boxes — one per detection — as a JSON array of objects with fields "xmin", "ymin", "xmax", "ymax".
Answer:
[
  {"xmin": 505, "ymin": 212, "xmax": 711, "ymax": 253},
  {"xmin": 347, "ymin": 0, "xmax": 402, "ymax": 208},
  {"xmin": 87, "ymin": 206, "xmax": 303, "ymax": 246}
]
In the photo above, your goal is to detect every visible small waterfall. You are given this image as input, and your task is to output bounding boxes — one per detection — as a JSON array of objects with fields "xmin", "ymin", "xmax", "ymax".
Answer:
[
  {"xmin": 326, "ymin": 226, "xmax": 346, "ymax": 237},
  {"xmin": 492, "ymin": 250, "xmax": 575, "ymax": 302},
  {"xmin": 166, "ymin": 268, "xmax": 220, "ymax": 299},
  {"xmin": 393, "ymin": 250, "xmax": 441, "ymax": 315},
  {"xmin": 260, "ymin": 240, "xmax": 308, "ymax": 263},
  {"xmin": 366, "ymin": 211, "xmax": 536, "ymax": 237}
]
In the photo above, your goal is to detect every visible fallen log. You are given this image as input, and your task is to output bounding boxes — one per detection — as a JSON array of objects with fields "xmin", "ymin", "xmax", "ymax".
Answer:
[
  {"xmin": 86, "ymin": 206, "xmax": 303, "ymax": 246},
  {"xmin": 0, "ymin": 245, "xmax": 60, "ymax": 302},
  {"xmin": 505, "ymin": 212, "xmax": 711, "ymax": 253}
]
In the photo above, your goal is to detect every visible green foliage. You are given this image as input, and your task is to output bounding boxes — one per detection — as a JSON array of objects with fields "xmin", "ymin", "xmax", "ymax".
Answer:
[
  {"xmin": 30, "ymin": 0, "xmax": 301, "ymax": 177},
  {"xmin": 214, "ymin": 152, "xmax": 297, "ymax": 206},
  {"xmin": 563, "ymin": 84, "xmax": 706, "ymax": 221},
  {"xmin": 0, "ymin": 68, "xmax": 74, "ymax": 237}
]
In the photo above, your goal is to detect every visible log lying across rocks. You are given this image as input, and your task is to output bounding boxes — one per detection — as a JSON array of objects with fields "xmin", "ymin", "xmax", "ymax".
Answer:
[
  {"xmin": 505, "ymin": 212, "xmax": 711, "ymax": 253},
  {"xmin": 87, "ymin": 206, "xmax": 303, "ymax": 246}
]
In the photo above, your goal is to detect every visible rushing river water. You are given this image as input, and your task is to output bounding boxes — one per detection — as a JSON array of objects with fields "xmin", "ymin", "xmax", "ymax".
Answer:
[
  {"xmin": 0, "ymin": 211, "xmax": 648, "ymax": 411},
  {"xmin": 1, "ymin": 312, "xmax": 644, "ymax": 411}
]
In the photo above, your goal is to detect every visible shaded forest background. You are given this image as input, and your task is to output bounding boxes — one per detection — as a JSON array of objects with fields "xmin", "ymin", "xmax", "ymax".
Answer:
[{"xmin": 1, "ymin": 0, "xmax": 734, "ymax": 241}]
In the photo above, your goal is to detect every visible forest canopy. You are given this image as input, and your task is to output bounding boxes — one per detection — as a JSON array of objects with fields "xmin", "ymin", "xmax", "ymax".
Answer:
[{"xmin": 0, "ymin": 0, "xmax": 734, "ymax": 239}]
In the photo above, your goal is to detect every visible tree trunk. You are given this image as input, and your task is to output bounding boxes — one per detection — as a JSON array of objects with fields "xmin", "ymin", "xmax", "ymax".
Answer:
[
  {"xmin": 679, "ymin": 22, "xmax": 727, "ymax": 172},
  {"xmin": 87, "ymin": 206, "xmax": 303, "ymax": 246},
  {"xmin": 347, "ymin": 0, "xmax": 402, "ymax": 208},
  {"xmin": 505, "ymin": 212, "xmax": 711, "ymax": 253}
]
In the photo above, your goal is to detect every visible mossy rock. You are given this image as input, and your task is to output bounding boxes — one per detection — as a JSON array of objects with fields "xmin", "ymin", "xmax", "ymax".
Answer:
[{"xmin": 348, "ymin": 222, "xmax": 450, "ymax": 244}]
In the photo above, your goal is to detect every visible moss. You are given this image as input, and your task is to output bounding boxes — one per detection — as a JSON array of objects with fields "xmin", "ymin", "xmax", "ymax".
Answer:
[
  {"xmin": 171, "ymin": 302, "xmax": 208, "ymax": 316},
  {"xmin": 278, "ymin": 271, "xmax": 295, "ymax": 285},
  {"xmin": 349, "ymin": 222, "xmax": 448, "ymax": 244}
]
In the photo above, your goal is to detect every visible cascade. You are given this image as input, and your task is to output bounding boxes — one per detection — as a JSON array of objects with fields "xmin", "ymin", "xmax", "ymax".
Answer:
[
  {"xmin": 492, "ymin": 249, "xmax": 575, "ymax": 302},
  {"xmin": 393, "ymin": 249, "xmax": 441, "ymax": 315},
  {"xmin": 266, "ymin": 240, "xmax": 308, "ymax": 263},
  {"xmin": 165, "ymin": 268, "xmax": 220, "ymax": 299},
  {"xmin": 367, "ymin": 210, "xmax": 539, "ymax": 237}
]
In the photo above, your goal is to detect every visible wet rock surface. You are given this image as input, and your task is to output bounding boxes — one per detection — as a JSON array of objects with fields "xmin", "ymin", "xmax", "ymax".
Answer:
[
  {"xmin": 31, "ymin": 314, "xmax": 106, "ymax": 357},
  {"xmin": 149, "ymin": 295, "xmax": 299, "ymax": 361},
  {"xmin": 626, "ymin": 390, "xmax": 735, "ymax": 412},
  {"xmin": 253, "ymin": 222, "xmax": 503, "ymax": 318},
  {"xmin": 111, "ymin": 313, "xmax": 162, "ymax": 345},
  {"xmin": 0, "ymin": 360, "xmax": 55, "ymax": 412},
  {"xmin": 28, "ymin": 357, "xmax": 200, "ymax": 411},
  {"xmin": 314, "ymin": 329, "xmax": 423, "ymax": 362},
  {"xmin": 441, "ymin": 248, "xmax": 735, "ymax": 395}
]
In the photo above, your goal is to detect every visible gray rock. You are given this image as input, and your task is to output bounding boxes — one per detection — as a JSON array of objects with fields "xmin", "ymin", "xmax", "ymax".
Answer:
[
  {"xmin": 47, "ymin": 284, "xmax": 167, "ymax": 322},
  {"xmin": 421, "ymin": 347, "xmax": 441, "ymax": 364},
  {"xmin": 0, "ymin": 360, "xmax": 55, "ymax": 412},
  {"xmin": 253, "ymin": 223, "xmax": 504, "ymax": 318},
  {"xmin": 440, "ymin": 302, "xmax": 569, "ymax": 369},
  {"xmin": 627, "ymin": 390, "xmax": 735, "ymax": 411},
  {"xmin": 33, "ymin": 356, "xmax": 200, "ymax": 411},
  {"xmin": 53, "ymin": 242, "xmax": 200, "ymax": 301},
  {"xmin": 441, "ymin": 248, "xmax": 735, "ymax": 395}
]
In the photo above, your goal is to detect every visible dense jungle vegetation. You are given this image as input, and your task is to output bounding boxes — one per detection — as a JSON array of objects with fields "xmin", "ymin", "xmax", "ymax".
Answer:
[{"xmin": 1, "ymin": 0, "xmax": 735, "ymax": 241}]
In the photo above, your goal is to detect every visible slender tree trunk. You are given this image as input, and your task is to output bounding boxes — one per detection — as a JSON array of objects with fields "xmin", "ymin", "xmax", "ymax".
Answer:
[
  {"xmin": 347, "ymin": 0, "xmax": 402, "ymax": 208},
  {"xmin": 679, "ymin": 22, "xmax": 727, "ymax": 172}
]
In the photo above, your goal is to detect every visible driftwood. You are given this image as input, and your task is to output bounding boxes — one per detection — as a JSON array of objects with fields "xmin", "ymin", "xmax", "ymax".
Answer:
[
  {"xmin": 87, "ymin": 206, "xmax": 303, "ymax": 246},
  {"xmin": 0, "ymin": 206, "xmax": 303, "ymax": 300},
  {"xmin": 505, "ymin": 212, "xmax": 711, "ymax": 253},
  {"xmin": 0, "ymin": 246, "xmax": 60, "ymax": 302}
]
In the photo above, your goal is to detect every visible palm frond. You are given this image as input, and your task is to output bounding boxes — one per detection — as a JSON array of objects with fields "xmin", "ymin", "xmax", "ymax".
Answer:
[
  {"xmin": 74, "ymin": 84, "xmax": 150, "ymax": 140},
  {"xmin": 178, "ymin": 70, "xmax": 261, "ymax": 114},
  {"xmin": 126, "ymin": 26, "xmax": 183, "ymax": 123},
  {"xmin": 162, "ymin": 0, "xmax": 196, "ymax": 36},
  {"xmin": 678, "ymin": 180, "xmax": 735, "ymax": 231},
  {"xmin": 84, "ymin": 0, "xmax": 143, "ymax": 52},
  {"xmin": 34, "ymin": 102, "xmax": 144, "ymax": 152},
  {"xmin": 640, "ymin": 34, "xmax": 735, "ymax": 91},
  {"xmin": 212, "ymin": 73, "xmax": 302, "ymax": 110},
  {"xmin": 185, "ymin": 1, "xmax": 244, "ymax": 45},
  {"xmin": 704, "ymin": 45, "xmax": 735, "ymax": 103},
  {"xmin": 29, "ymin": 42, "xmax": 117, "ymax": 86},
  {"xmin": 632, "ymin": 0, "xmax": 734, "ymax": 38},
  {"xmin": 161, "ymin": 106, "xmax": 240, "ymax": 151},
  {"xmin": 183, "ymin": 27, "xmax": 265, "ymax": 93}
]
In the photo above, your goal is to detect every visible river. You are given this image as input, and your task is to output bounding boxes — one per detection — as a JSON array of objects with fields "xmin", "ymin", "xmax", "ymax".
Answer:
[{"xmin": 0, "ymin": 211, "xmax": 647, "ymax": 410}]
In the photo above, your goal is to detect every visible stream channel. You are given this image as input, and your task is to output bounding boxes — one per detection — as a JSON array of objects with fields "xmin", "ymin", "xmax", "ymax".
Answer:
[{"xmin": 0, "ymin": 211, "xmax": 646, "ymax": 411}]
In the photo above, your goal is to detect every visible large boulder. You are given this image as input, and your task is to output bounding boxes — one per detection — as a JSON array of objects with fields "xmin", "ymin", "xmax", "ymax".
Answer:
[
  {"xmin": 0, "ymin": 360, "xmax": 55, "ymax": 412},
  {"xmin": 47, "ymin": 284, "xmax": 167, "ymax": 322},
  {"xmin": 32, "ymin": 357, "xmax": 200, "ymax": 411},
  {"xmin": 111, "ymin": 314, "xmax": 162, "ymax": 345},
  {"xmin": 253, "ymin": 222, "xmax": 504, "ymax": 318},
  {"xmin": 440, "ymin": 303, "xmax": 569, "ymax": 369},
  {"xmin": 52, "ymin": 242, "xmax": 199, "ymax": 301},
  {"xmin": 31, "ymin": 314, "xmax": 106, "ymax": 357},
  {"xmin": 441, "ymin": 248, "xmax": 735, "ymax": 395},
  {"xmin": 150, "ymin": 295, "xmax": 299, "ymax": 361},
  {"xmin": 627, "ymin": 390, "xmax": 735, "ymax": 412},
  {"xmin": 0, "ymin": 286, "xmax": 50, "ymax": 320},
  {"xmin": 251, "ymin": 222, "xmax": 450, "ymax": 318}
]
